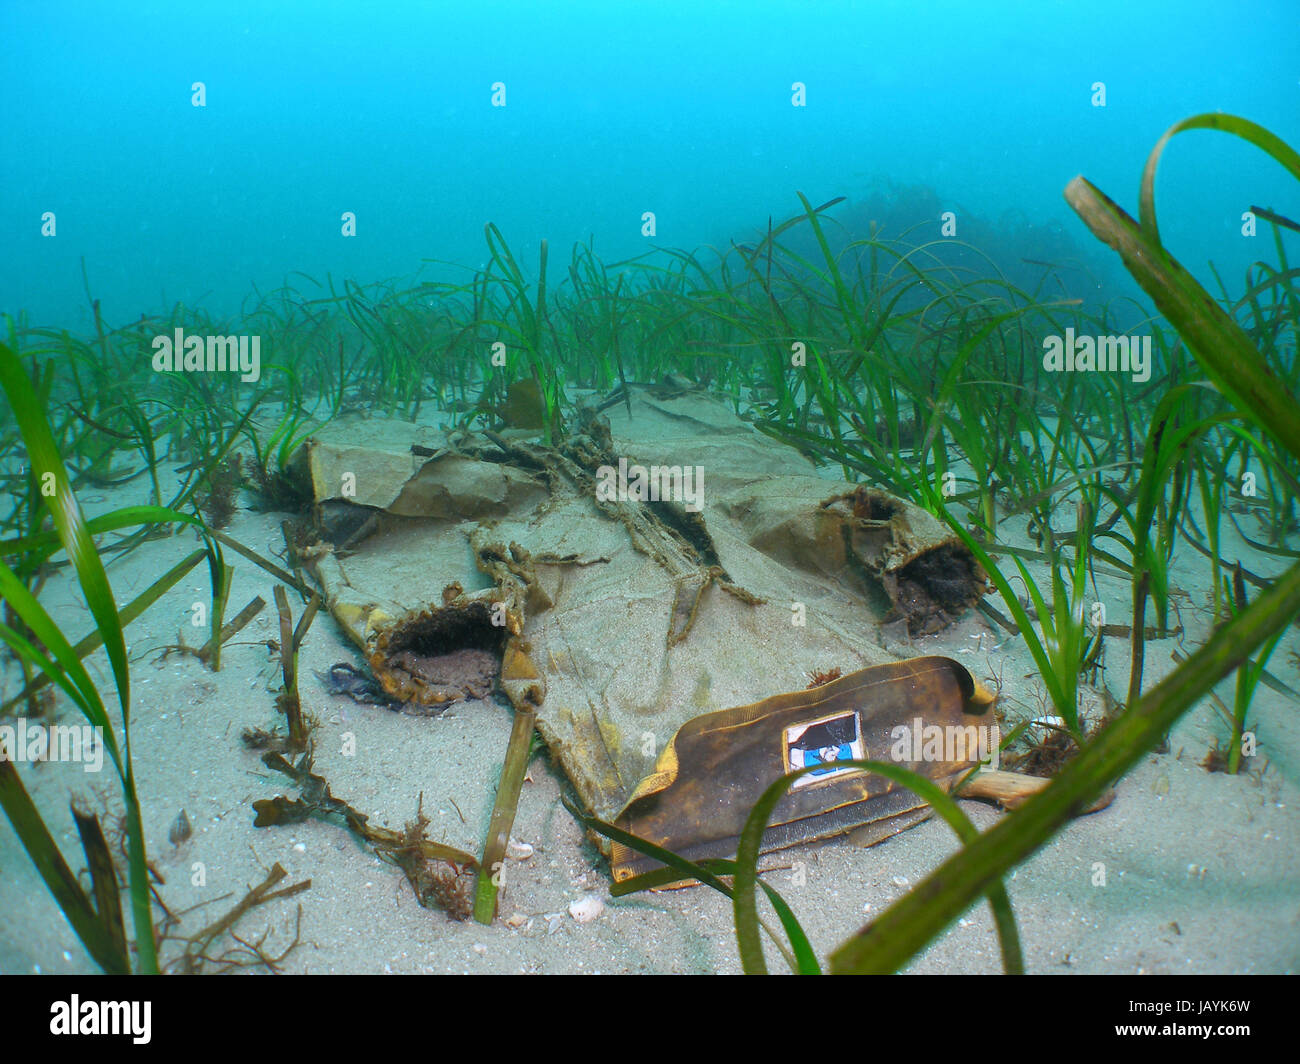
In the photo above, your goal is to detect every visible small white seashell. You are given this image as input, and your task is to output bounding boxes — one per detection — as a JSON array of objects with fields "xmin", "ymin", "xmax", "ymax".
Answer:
[
  {"xmin": 506, "ymin": 838, "xmax": 534, "ymax": 861},
  {"xmin": 892, "ymin": 875, "xmax": 910, "ymax": 888},
  {"xmin": 1027, "ymin": 715, "xmax": 1067, "ymax": 738},
  {"xmin": 504, "ymin": 912, "xmax": 528, "ymax": 929},
  {"xmin": 568, "ymin": 894, "xmax": 604, "ymax": 923}
]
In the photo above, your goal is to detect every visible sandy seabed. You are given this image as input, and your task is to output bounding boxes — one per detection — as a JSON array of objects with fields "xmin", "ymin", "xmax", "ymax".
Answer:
[{"xmin": 1, "ymin": 448, "xmax": 1297, "ymax": 976}]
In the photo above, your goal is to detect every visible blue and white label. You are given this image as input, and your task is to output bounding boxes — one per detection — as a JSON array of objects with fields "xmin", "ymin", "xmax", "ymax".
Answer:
[{"xmin": 784, "ymin": 711, "xmax": 865, "ymax": 788}]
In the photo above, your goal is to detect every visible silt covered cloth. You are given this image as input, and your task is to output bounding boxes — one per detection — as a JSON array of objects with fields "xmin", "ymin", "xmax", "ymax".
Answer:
[{"xmin": 295, "ymin": 384, "xmax": 989, "ymax": 875}]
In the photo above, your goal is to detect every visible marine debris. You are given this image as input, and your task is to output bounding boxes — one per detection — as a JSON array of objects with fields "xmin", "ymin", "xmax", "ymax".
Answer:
[{"xmin": 251, "ymin": 751, "xmax": 479, "ymax": 920}]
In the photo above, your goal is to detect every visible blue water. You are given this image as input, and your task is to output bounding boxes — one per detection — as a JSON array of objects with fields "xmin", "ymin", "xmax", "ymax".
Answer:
[{"xmin": 2, "ymin": 0, "xmax": 1296, "ymax": 329}]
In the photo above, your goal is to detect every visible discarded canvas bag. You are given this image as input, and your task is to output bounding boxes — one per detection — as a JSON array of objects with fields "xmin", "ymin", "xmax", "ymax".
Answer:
[{"xmin": 293, "ymin": 382, "xmax": 991, "ymax": 870}]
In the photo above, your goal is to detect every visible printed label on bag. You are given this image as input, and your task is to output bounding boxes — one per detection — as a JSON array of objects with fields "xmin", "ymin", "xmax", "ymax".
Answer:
[{"xmin": 784, "ymin": 710, "xmax": 865, "ymax": 788}]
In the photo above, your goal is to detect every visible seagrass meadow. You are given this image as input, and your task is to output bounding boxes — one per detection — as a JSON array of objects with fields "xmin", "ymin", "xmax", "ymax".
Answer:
[{"xmin": 2, "ymin": 5, "xmax": 1299, "ymax": 978}]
